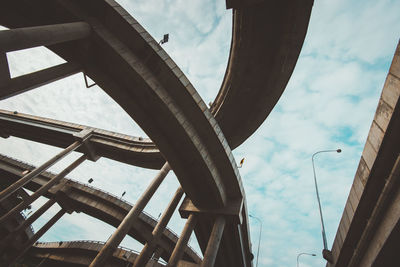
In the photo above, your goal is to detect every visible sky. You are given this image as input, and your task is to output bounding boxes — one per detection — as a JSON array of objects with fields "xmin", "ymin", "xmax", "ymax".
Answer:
[{"xmin": 1, "ymin": 0, "xmax": 400, "ymax": 266}]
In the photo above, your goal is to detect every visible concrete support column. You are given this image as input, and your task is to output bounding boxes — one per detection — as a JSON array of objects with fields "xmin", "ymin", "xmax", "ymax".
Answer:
[
  {"xmin": 0, "ymin": 198, "xmax": 56, "ymax": 251},
  {"xmin": 201, "ymin": 216, "xmax": 226, "ymax": 267},
  {"xmin": 167, "ymin": 214, "xmax": 197, "ymax": 267},
  {"xmin": 8, "ymin": 209, "xmax": 66, "ymax": 266},
  {"xmin": 0, "ymin": 140, "xmax": 82, "ymax": 202},
  {"xmin": 89, "ymin": 162, "xmax": 171, "ymax": 267},
  {"xmin": 134, "ymin": 187, "xmax": 184, "ymax": 266},
  {"xmin": 0, "ymin": 154, "xmax": 86, "ymax": 224},
  {"xmin": 0, "ymin": 22, "xmax": 91, "ymax": 52},
  {"xmin": 0, "ymin": 62, "xmax": 81, "ymax": 100}
]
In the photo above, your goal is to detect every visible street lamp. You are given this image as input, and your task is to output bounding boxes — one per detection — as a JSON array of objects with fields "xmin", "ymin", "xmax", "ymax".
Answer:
[
  {"xmin": 312, "ymin": 149, "xmax": 341, "ymax": 262},
  {"xmin": 249, "ymin": 214, "xmax": 262, "ymax": 267},
  {"xmin": 297, "ymin": 253, "xmax": 316, "ymax": 267}
]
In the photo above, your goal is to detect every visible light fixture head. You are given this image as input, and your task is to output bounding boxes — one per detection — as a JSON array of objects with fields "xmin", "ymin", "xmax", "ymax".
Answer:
[
  {"xmin": 336, "ymin": 149, "xmax": 342, "ymax": 153},
  {"xmin": 312, "ymin": 254, "xmax": 316, "ymax": 256},
  {"xmin": 160, "ymin": 33, "xmax": 169, "ymax": 44}
]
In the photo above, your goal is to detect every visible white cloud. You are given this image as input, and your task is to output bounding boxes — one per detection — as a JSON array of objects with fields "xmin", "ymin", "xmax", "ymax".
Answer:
[{"xmin": 0, "ymin": 0, "xmax": 399, "ymax": 266}]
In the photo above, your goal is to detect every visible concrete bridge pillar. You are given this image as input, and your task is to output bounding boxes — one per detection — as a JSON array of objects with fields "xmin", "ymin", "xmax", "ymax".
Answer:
[
  {"xmin": 167, "ymin": 213, "xmax": 198, "ymax": 267},
  {"xmin": 0, "ymin": 154, "xmax": 87, "ymax": 224},
  {"xmin": 0, "ymin": 22, "xmax": 89, "ymax": 100},
  {"xmin": 6, "ymin": 209, "xmax": 66, "ymax": 266},
  {"xmin": 90, "ymin": 162, "xmax": 171, "ymax": 267},
  {"xmin": 0, "ymin": 198, "xmax": 56, "ymax": 252},
  {"xmin": 201, "ymin": 216, "xmax": 226, "ymax": 267},
  {"xmin": 0, "ymin": 140, "xmax": 82, "ymax": 202},
  {"xmin": 134, "ymin": 187, "xmax": 184, "ymax": 266}
]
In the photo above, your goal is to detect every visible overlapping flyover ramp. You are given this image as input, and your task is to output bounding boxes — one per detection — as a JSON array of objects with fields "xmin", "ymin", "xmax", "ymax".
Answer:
[{"xmin": 0, "ymin": 0, "xmax": 313, "ymax": 266}]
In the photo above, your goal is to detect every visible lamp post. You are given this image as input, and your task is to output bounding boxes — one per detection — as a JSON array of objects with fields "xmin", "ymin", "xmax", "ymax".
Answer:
[
  {"xmin": 249, "ymin": 214, "xmax": 262, "ymax": 267},
  {"xmin": 297, "ymin": 252, "xmax": 316, "ymax": 267},
  {"xmin": 312, "ymin": 149, "xmax": 341, "ymax": 262}
]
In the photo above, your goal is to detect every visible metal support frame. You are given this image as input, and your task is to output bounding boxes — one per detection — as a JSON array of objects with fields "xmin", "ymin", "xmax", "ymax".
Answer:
[
  {"xmin": 134, "ymin": 187, "xmax": 184, "ymax": 266},
  {"xmin": 89, "ymin": 162, "xmax": 171, "ymax": 267},
  {"xmin": 167, "ymin": 214, "xmax": 197, "ymax": 267}
]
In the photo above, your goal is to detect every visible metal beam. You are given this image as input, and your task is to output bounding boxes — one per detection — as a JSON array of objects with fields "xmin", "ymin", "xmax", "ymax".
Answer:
[
  {"xmin": 0, "ymin": 62, "xmax": 81, "ymax": 100},
  {"xmin": 0, "ymin": 22, "xmax": 91, "ymax": 52}
]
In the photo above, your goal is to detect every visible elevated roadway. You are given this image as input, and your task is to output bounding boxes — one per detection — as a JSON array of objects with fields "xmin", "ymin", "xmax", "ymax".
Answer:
[
  {"xmin": 0, "ymin": 154, "xmax": 201, "ymax": 264},
  {"xmin": 326, "ymin": 42, "xmax": 400, "ymax": 267},
  {"xmin": 25, "ymin": 241, "xmax": 165, "ymax": 267},
  {"xmin": 0, "ymin": 0, "xmax": 313, "ymax": 265}
]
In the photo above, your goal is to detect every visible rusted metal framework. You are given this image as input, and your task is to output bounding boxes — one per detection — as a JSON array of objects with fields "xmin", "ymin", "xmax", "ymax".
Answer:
[{"xmin": 0, "ymin": 0, "xmax": 313, "ymax": 266}]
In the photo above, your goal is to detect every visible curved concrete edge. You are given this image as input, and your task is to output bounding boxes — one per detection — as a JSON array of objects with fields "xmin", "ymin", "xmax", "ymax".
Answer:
[
  {"xmin": 0, "ymin": 154, "xmax": 202, "ymax": 264},
  {"xmin": 0, "ymin": 0, "xmax": 313, "ymax": 167},
  {"xmin": 23, "ymin": 241, "xmax": 165, "ymax": 266},
  {"xmin": 327, "ymin": 41, "xmax": 400, "ymax": 267},
  {"xmin": 0, "ymin": 109, "xmax": 165, "ymax": 169},
  {"xmin": 211, "ymin": 0, "xmax": 314, "ymax": 149}
]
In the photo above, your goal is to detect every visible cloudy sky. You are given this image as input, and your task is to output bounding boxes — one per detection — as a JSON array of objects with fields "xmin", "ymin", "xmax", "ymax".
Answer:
[{"xmin": 1, "ymin": 0, "xmax": 400, "ymax": 266}]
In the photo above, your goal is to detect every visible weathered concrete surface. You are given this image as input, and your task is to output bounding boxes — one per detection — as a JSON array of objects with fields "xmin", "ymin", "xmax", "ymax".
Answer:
[
  {"xmin": 24, "ymin": 241, "xmax": 165, "ymax": 267},
  {"xmin": 0, "ymin": 154, "xmax": 201, "ymax": 264},
  {"xmin": 327, "ymin": 41, "xmax": 400, "ymax": 267},
  {"xmin": 211, "ymin": 0, "xmax": 314, "ymax": 149},
  {"xmin": 0, "ymin": 109, "xmax": 164, "ymax": 169},
  {"xmin": 0, "ymin": 0, "xmax": 314, "ymax": 265}
]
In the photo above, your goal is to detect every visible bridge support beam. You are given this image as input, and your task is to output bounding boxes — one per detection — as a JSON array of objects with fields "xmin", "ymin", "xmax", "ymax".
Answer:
[
  {"xmin": 0, "ymin": 198, "xmax": 56, "ymax": 252},
  {"xmin": 89, "ymin": 162, "xmax": 171, "ymax": 267},
  {"xmin": 168, "ymin": 214, "xmax": 198, "ymax": 266},
  {"xmin": 0, "ymin": 22, "xmax": 91, "ymax": 52},
  {"xmin": 201, "ymin": 216, "xmax": 226, "ymax": 267},
  {"xmin": 0, "ymin": 140, "xmax": 82, "ymax": 202},
  {"xmin": 134, "ymin": 187, "xmax": 184, "ymax": 266},
  {"xmin": 7, "ymin": 209, "xmax": 66, "ymax": 266},
  {"xmin": 0, "ymin": 154, "xmax": 87, "ymax": 225},
  {"xmin": 0, "ymin": 62, "xmax": 81, "ymax": 100}
]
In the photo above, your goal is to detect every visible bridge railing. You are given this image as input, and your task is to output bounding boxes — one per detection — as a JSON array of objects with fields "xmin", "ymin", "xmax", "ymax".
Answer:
[
  {"xmin": 34, "ymin": 240, "xmax": 168, "ymax": 265},
  {"xmin": 1, "ymin": 154, "xmax": 200, "ymax": 260}
]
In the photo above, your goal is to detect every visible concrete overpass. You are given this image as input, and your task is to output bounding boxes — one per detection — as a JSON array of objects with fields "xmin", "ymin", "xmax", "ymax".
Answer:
[
  {"xmin": 26, "ymin": 241, "xmax": 166, "ymax": 267},
  {"xmin": 326, "ymin": 41, "xmax": 400, "ymax": 267},
  {"xmin": 0, "ymin": 0, "xmax": 313, "ymax": 266},
  {"xmin": 0, "ymin": 154, "xmax": 201, "ymax": 264}
]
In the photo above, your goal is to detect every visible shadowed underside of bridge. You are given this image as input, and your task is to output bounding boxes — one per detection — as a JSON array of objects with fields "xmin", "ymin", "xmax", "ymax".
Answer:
[
  {"xmin": 326, "ymin": 41, "xmax": 400, "ymax": 267},
  {"xmin": 0, "ymin": 0, "xmax": 313, "ymax": 266},
  {"xmin": 0, "ymin": 154, "xmax": 201, "ymax": 264},
  {"xmin": 25, "ymin": 241, "xmax": 166, "ymax": 267}
]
